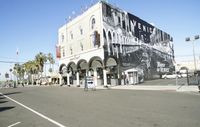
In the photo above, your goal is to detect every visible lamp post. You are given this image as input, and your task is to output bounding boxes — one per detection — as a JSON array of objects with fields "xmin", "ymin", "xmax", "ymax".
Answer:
[
  {"xmin": 185, "ymin": 35, "xmax": 200, "ymax": 72},
  {"xmin": 9, "ymin": 69, "xmax": 12, "ymax": 81}
]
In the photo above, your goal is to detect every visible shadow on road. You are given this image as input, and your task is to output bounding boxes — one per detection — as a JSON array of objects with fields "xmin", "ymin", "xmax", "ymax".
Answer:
[
  {"xmin": 0, "ymin": 92, "xmax": 22, "ymax": 96},
  {"xmin": 0, "ymin": 101, "xmax": 9, "ymax": 104},
  {"xmin": 0, "ymin": 106, "xmax": 15, "ymax": 112},
  {"xmin": 0, "ymin": 97, "xmax": 6, "ymax": 100}
]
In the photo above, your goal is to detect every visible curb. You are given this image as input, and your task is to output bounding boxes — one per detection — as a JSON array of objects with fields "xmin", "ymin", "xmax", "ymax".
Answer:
[{"xmin": 108, "ymin": 85, "xmax": 200, "ymax": 93}]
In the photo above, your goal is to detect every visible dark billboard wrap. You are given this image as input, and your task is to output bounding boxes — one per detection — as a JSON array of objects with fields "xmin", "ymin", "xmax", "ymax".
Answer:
[
  {"xmin": 128, "ymin": 13, "xmax": 154, "ymax": 44},
  {"xmin": 102, "ymin": 2, "xmax": 174, "ymax": 81},
  {"xmin": 127, "ymin": 13, "xmax": 173, "ymax": 44}
]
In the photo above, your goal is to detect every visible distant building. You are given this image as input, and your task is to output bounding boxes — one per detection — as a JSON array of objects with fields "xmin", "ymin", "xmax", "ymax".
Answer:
[
  {"xmin": 56, "ymin": 1, "xmax": 174, "ymax": 86},
  {"xmin": 176, "ymin": 60, "xmax": 200, "ymax": 73}
]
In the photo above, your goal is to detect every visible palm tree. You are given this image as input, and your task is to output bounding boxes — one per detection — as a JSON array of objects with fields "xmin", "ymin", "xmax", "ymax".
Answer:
[
  {"xmin": 47, "ymin": 53, "xmax": 55, "ymax": 72},
  {"xmin": 23, "ymin": 60, "xmax": 38, "ymax": 85},
  {"xmin": 13, "ymin": 63, "xmax": 19, "ymax": 87},
  {"xmin": 13, "ymin": 63, "xmax": 25, "ymax": 87},
  {"xmin": 20, "ymin": 52, "xmax": 54, "ymax": 85},
  {"xmin": 35, "ymin": 52, "xmax": 47, "ymax": 77}
]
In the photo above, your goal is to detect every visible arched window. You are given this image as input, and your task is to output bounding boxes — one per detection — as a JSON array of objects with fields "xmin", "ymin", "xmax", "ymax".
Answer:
[
  {"xmin": 70, "ymin": 46, "xmax": 73, "ymax": 55},
  {"xmin": 108, "ymin": 31, "xmax": 113, "ymax": 55},
  {"xmin": 108, "ymin": 31, "xmax": 112, "ymax": 43},
  {"xmin": 80, "ymin": 28, "xmax": 83, "ymax": 35},
  {"xmin": 61, "ymin": 34, "xmax": 64, "ymax": 42},
  {"xmin": 103, "ymin": 29, "xmax": 107, "ymax": 49},
  {"xmin": 103, "ymin": 29, "xmax": 107, "ymax": 42},
  {"xmin": 91, "ymin": 18, "xmax": 95, "ymax": 29},
  {"xmin": 113, "ymin": 32, "xmax": 116, "ymax": 43},
  {"xmin": 62, "ymin": 48, "xmax": 65, "ymax": 57},
  {"xmin": 80, "ymin": 42, "xmax": 83, "ymax": 51},
  {"xmin": 70, "ymin": 31, "xmax": 73, "ymax": 40}
]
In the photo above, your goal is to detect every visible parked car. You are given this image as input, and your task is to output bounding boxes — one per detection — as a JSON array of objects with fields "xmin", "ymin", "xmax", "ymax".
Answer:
[
  {"xmin": 180, "ymin": 73, "xmax": 192, "ymax": 78},
  {"xmin": 162, "ymin": 73, "xmax": 181, "ymax": 79},
  {"xmin": 180, "ymin": 73, "xmax": 187, "ymax": 78},
  {"xmin": 39, "ymin": 76, "xmax": 51, "ymax": 85}
]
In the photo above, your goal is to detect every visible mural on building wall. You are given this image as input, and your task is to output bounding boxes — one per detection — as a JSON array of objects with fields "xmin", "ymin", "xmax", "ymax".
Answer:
[{"xmin": 102, "ymin": 2, "xmax": 174, "ymax": 79}]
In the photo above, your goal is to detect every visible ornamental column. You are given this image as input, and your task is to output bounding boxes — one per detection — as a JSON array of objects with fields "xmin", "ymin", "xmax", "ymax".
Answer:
[
  {"xmin": 93, "ymin": 68, "xmax": 98, "ymax": 87},
  {"xmin": 67, "ymin": 73, "xmax": 70, "ymax": 86},
  {"xmin": 103, "ymin": 67, "xmax": 107, "ymax": 86},
  {"xmin": 76, "ymin": 72, "xmax": 80, "ymax": 86}
]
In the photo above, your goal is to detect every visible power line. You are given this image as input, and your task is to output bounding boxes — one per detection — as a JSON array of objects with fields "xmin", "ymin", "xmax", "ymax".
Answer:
[
  {"xmin": 0, "ymin": 60, "xmax": 24, "ymax": 64},
  {"xmin": 175, "ymin": 54, "xmax": 198, "ymax": 58},
  {"xmin": 0, "ymin": 56, "xmax": 28, "ymax": 60},
  {"xmin": 0, "ymin": 60, "xmax": 58, "ymax": 65}
]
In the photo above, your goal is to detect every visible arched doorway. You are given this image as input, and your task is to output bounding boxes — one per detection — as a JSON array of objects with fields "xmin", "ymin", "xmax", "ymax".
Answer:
[
  {"xmin": 59, "ymin": 64, "xmax": 68, "ymax": 85},
  {"xmin": 67, "ymin": 62, "xmax": 77, "ymax": 85},
  {"xmin": 103, "ymin": 29, "xmax": 107, "ymax": 48},
  {"xmin": 180, "ymin": 66, "xmax": 188, "ymax": 74},
  {"xmin": 108, "ymin": 31, "xmax": 113, "ymax": 55},
  {"xmin": 105, "ymin": 57, "xmax": 119, "ymax": 85},
  {"xmin": 89, "ymin": 57, "xmax": 103, "ymax": 86},
  {"xmin": 77, "ymin": 59, "xmax": 89, "ymax": 86}
]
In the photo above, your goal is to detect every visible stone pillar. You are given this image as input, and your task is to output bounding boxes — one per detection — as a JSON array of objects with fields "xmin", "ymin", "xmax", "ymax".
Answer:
[
  {"xmin": 67, "ymin": 73, "xmax": 70, "ymax": 86},
  {"xmin": 93, "ymin": 68, "xmax": 98, "ymax": 87},
  {"xmin": 117, "ymin": 64, "xmax": 121, "ymax": 85},
  {"xmin": 76, "ymin": 72, "xmax": 79, "ymax": 86},
  {"xmin": 103, "ymin": 68, "xmax": 107, "ymax": 86},
  {"xmin": 59, "ymin": 74, "xmax": 62, "ymax": 85},
  {"xmin": 88, "ymin": 71, "xmax": 91, "ymax": 76}
]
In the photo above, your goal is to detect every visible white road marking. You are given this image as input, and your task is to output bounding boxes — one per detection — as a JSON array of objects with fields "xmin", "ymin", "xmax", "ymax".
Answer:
[
  {"xmin": 8, "ymin": 122, "xmax": 21, "ymax": 127},
  {"xmin": 0, "ymin": 93, "xmax": 66, "ymax": 127}
]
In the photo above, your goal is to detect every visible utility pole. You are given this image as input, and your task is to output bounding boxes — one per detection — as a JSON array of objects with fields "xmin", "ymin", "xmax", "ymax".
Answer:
[{"xmin": 185, "ymin": 35, "xmax": 200, "ymax": 72}]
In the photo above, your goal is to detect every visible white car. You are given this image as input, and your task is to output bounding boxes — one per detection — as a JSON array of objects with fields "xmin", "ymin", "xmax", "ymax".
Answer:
[
  {"xmin": 180, "ymin": 73, "xmax": 192, "ymax": 78},
  {"xmin": 162, "ymin": 73, "xmax": 181, "ymax": 79},
  {"xmin": 181, "ymin": 73, "xmax": 187, "ymax": 78}
]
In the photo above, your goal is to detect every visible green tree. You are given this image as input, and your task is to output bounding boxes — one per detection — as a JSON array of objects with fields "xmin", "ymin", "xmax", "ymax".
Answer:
[
  {"xmin": 18, "ymin": 52, "xmax": 55, "ymax": 84},
  {"xmin": 47, "ymin": 53, "xmax": 55, "ymax": 72},
  {"xmin": 35, "ymin": 52, "xmax": 47, "ymax": 75},
  {"xmin": 23, "ymin": 60, "xmax": 38, "ymax": 85},
  {"xmin": 13, "ymin": 63, "xmax": 25, "ymax": 87},
  {"xmin": 24, "ymin": 60, "xmax": 38, "ymax": 74}
]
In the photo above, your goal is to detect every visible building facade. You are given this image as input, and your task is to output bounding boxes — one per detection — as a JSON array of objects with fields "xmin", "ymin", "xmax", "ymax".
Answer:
[
  {"xmin": 57, "ymin": 1, "xmax": 174, "ymax": 86},
  {"xmin": 176, "ymin": 60, "xmax": 200, "ymax": 73}
]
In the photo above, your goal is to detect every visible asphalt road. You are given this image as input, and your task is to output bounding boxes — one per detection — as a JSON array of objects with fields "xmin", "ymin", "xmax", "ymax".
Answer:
[{"xmin": 0, "ymin": 86, "xmax": 200, "ymax": 127}]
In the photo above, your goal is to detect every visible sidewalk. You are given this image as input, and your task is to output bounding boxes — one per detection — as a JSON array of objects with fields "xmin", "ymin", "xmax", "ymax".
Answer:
[
  {"xmin": 1, "ymin": 82, "xmax": 199, "ymax": 93},
  {"xmin": 96, "ymin": 85, "xmax": 200, "ymax": 93}
]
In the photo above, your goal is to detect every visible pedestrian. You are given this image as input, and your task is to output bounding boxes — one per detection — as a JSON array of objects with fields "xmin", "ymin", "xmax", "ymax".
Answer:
[
  {"xmin": 22, "ymin": 82, "xmax": 24, "ymax": 87},
  {"xmin": 126, "ymin": 75, "xmax": 129, "ymax": 85},
  {"xmin": 84, "ymin": 76, "xmax": 88, "ymax": 91}
]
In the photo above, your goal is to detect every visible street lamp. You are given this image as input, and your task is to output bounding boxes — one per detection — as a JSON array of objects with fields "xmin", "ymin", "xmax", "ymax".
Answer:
[
  {"xmin": 9, "ymin": 69, "xmax": 12, "ymax": 81},
  {"xmin": 185, "ymin": 35, "xmax": 200, "ymax": 72}
]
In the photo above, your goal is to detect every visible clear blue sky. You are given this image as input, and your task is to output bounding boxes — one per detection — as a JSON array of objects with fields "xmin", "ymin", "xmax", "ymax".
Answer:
[{"xmin": 0, "ymin": 0, "xmax": 200, "ymax": 80}]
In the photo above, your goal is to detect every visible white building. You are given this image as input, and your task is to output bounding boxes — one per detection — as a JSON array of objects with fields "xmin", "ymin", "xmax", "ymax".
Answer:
[
  {"xmin": 176, "ymin": 60, "xmax": 200, "ymax": 73},
  {"xmin": 57, "ymin": 1, "xmax": 174, "ymax": 86}
]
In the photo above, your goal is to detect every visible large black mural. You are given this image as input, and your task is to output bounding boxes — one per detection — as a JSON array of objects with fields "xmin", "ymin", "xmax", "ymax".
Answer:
[{"xmin": 102, "ymin": 2, "xmax": 174, "ymax": 80}]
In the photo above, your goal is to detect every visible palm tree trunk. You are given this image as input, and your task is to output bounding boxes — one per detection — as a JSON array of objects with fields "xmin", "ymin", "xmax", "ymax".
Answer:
[{"xmin": 15, "ymin": 75, "xmax": 18, "ymax": 88}]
